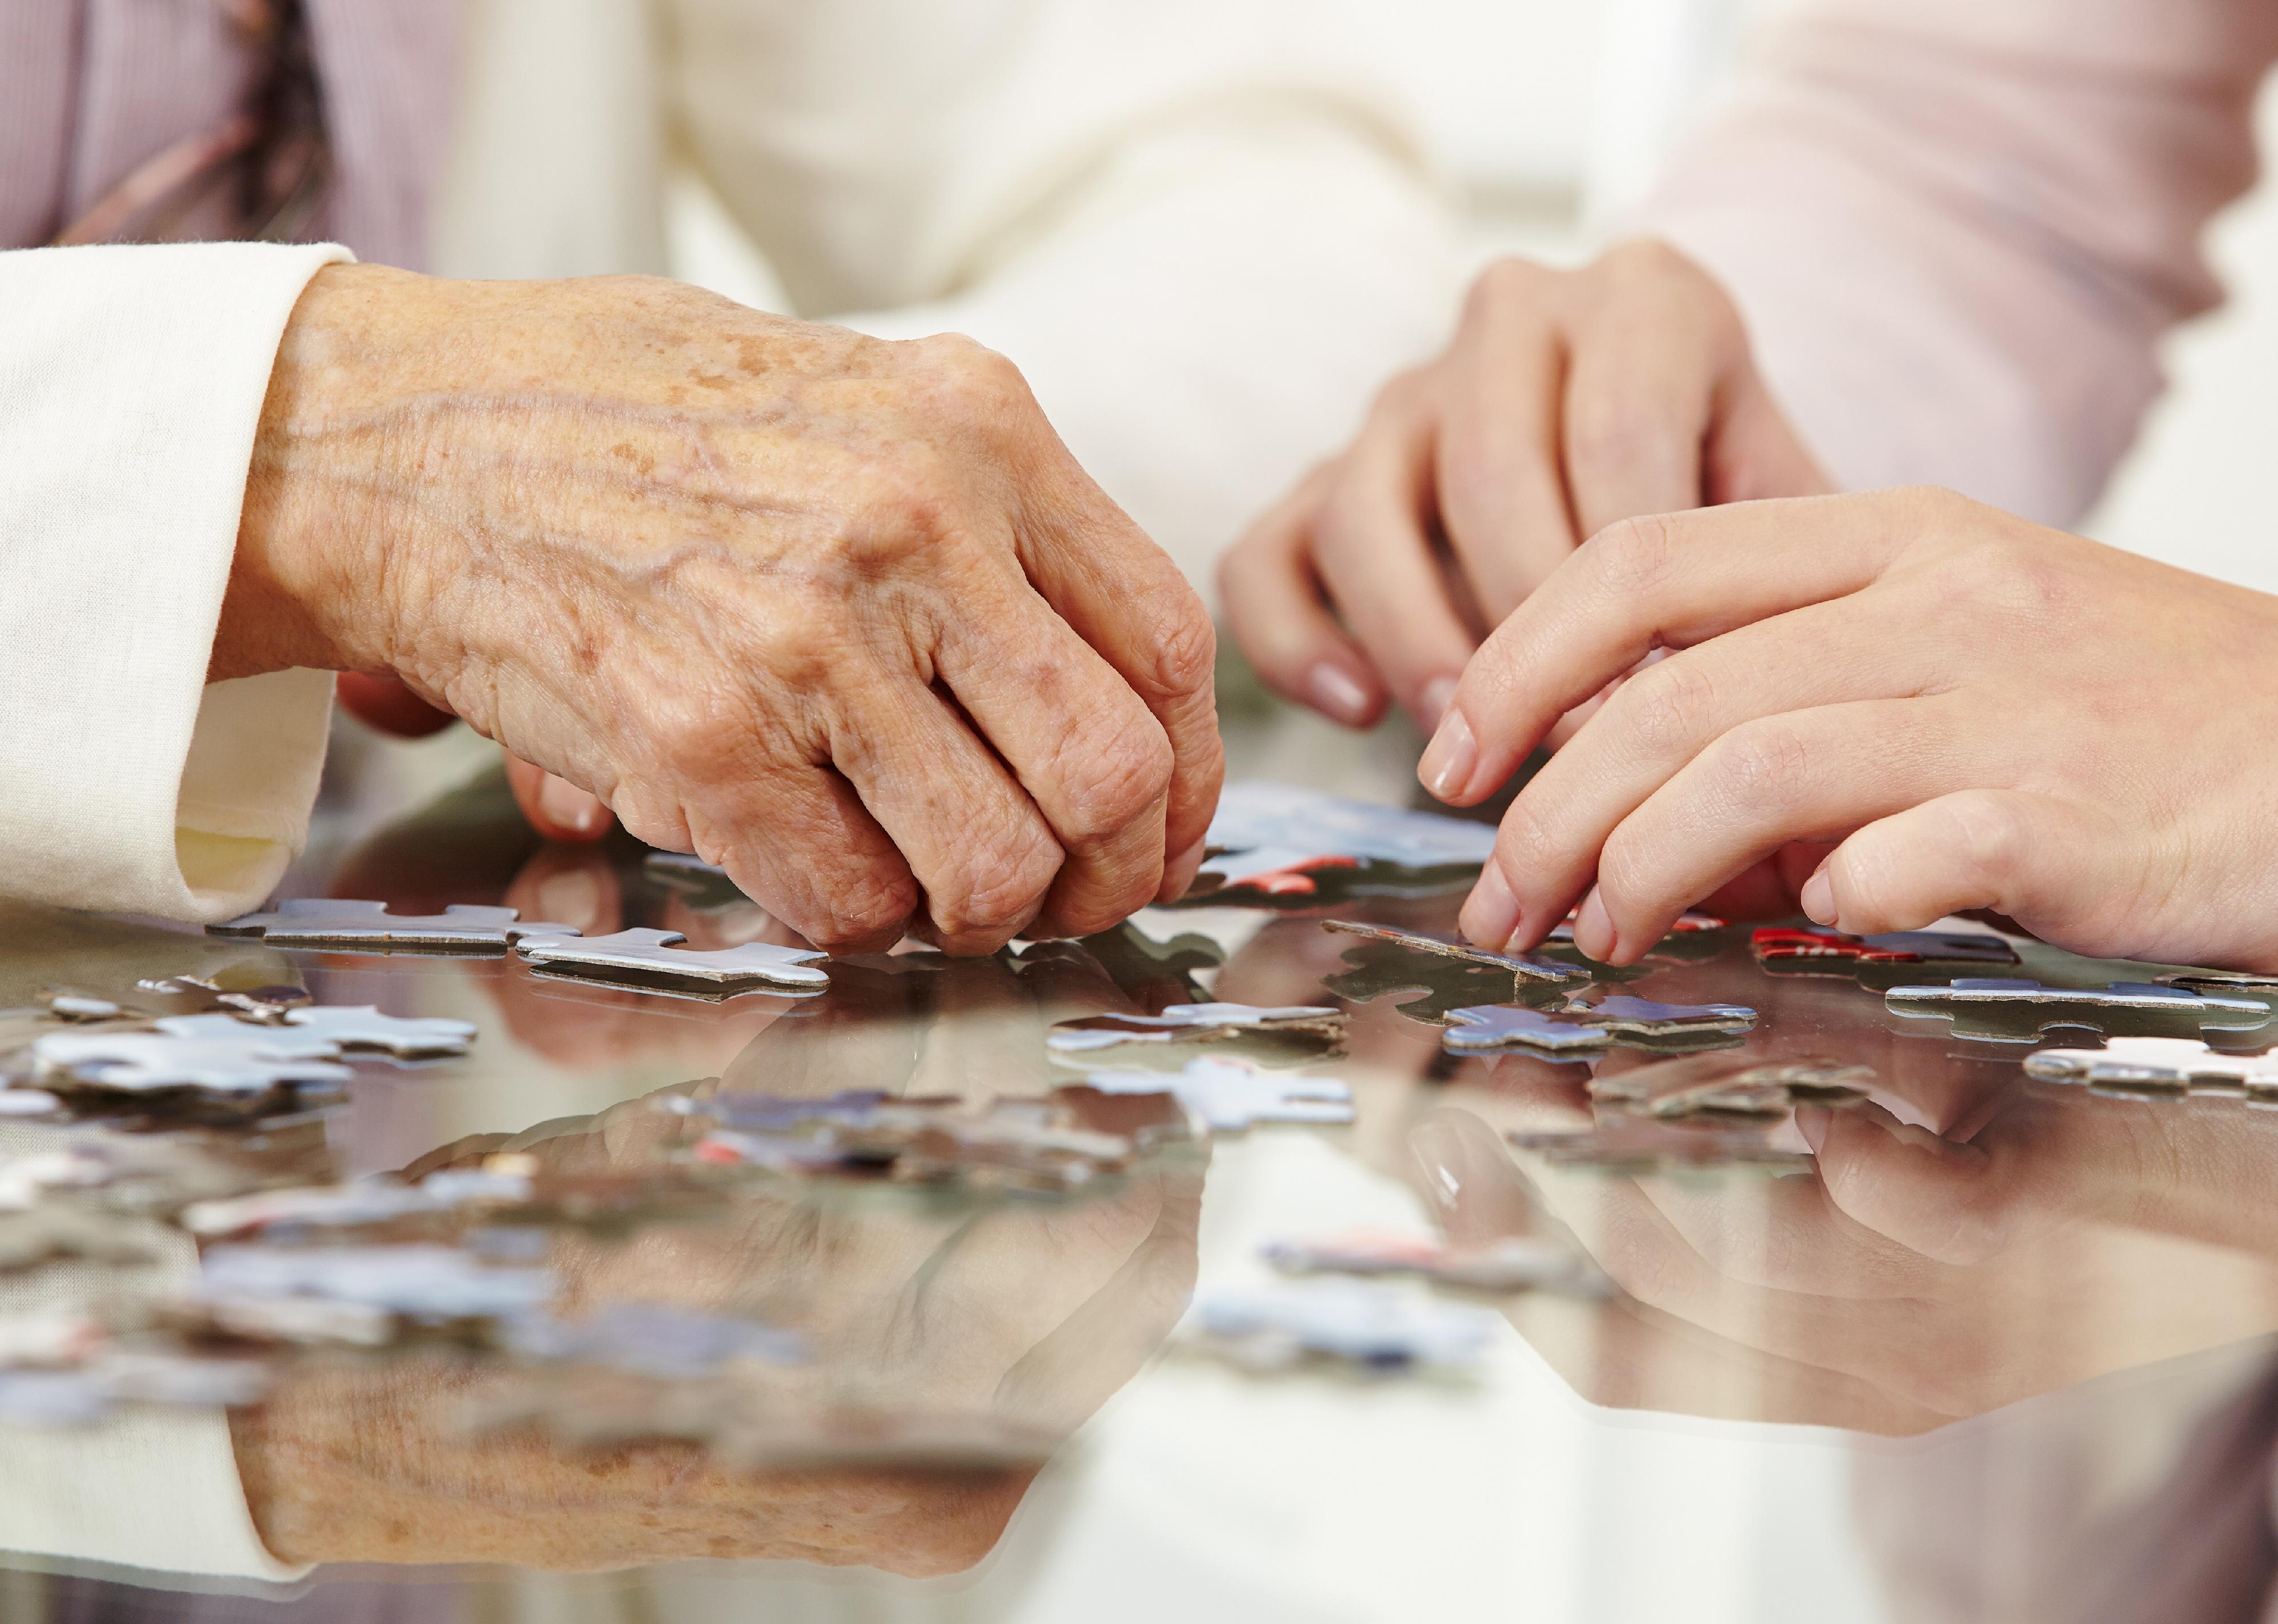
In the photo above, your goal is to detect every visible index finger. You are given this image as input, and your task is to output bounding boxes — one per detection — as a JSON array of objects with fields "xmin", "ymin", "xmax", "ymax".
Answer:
[
  {"xmin": 1015, "ymin": 465, "xmax": 1224, "ymax": 897},
  {"xmin": 1420, "ymin": 489, "xmax": 1931, "ymax": 807}
]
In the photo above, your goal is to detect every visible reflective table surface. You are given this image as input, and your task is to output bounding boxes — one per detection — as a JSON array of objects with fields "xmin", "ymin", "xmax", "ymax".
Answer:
[{"xmin": 9, "ymin": 706, "xmax": 2278, "ymax": 1624}]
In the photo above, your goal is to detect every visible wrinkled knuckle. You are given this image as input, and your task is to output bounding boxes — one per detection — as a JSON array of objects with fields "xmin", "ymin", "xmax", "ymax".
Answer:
[
  {"xmin": 1619, "ymin": 658, "xmax": 1719, "ymax": 758},
  {"xmin": 935, "ymin": 828, "xmax": 1059, "ymax": 937},
  {"xmin": 1709, "ymin": 719, "xmax": 1814, "ymax": 811},
  {"xmin": 1055, "ymin": 714, "xmax": 1174, "ymax": 843},
  {"xmin": 1586, "ymin": 512, "xmax": 1683, "ymax": 597},
  {"xmin": 815, "ymin": 875, "xmax": 918, "ymax": 950},
  {"xmin": 1132, "ymin": 589, "xmax": 1218, "ymax": 703},
  {"xmin": 1495, "ymin": 799, "xmax": 1562, "ymax": 887},
  {"xmin": 1566, "ymin": 395, "xmax": 1671, "ymax": 480}
]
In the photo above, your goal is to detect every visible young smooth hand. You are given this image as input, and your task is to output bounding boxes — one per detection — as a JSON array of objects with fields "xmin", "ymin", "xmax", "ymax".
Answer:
[
  {"xmin": 215, "ymin": 266, "xmax": 1222, "ymax": 953},
  {"xmin": 1424, "ymin": 487, "xmax": 2278, "ymax": 973},
  {"xmin": 1219, "ymin": 241, "xmax": 1824, "ymax": 731}
]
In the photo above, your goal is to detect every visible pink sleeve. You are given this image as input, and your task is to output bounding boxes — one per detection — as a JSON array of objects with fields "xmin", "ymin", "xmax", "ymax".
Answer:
[{"xmin": 1642, "ymin": 0, "xmax": 2278, "ymax": 525}]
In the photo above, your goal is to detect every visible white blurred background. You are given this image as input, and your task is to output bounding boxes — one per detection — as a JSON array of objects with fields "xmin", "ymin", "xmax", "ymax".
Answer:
[{"xmin": 672, "ymin": 0, "xmax": 2278, "ymax": 595}]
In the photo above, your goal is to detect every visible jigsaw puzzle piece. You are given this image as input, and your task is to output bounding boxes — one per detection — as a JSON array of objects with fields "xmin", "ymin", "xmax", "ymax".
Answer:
[
  {"xmin": 210, "ymin": 899, "xmax": 582, "ymax": 952},
  {"xmin": 276, "ymin": 1006, "xmax": 477, "ymax": 1058},
  {"xmin": 1176, "ymin": 784, "xmax": 1497, "ymax": 905},
  {"xmin": 1323, "ymin": 920, "xmax": 1582, "ymax": 985},
  {"xmin": 1086, "ymin": 1055, "xmax": 1354, "ymax": 1131},
  {"xmin": 1045, "ymin": 1001, "xmax": 1346, "ymax": 1062},
  {"xmin": 1262, "ymin": 1230, "xmax": 1605, "ymax": 1295},
  {"xmin": 515, "ymin": 927, "xmax": 830, "ymax": 994},
  {"xmin": 32, "ymin": 1019, "xmax": 353, "ymax": 1097},
  {"xmin": 1443, "ymin": 995, "xmax": 1757, "ymax": 1055},
  {"xmin": 1752, "ymin": 926, "xmax": 2019, "ymax": 971},
  {"xmin": 1885, "ymin": 978, "xmax": 2272, "ymax": 1041},
  {"xmin": 2022, "ymin": 1035, "xmax": 2278, "ymax": 1100}
]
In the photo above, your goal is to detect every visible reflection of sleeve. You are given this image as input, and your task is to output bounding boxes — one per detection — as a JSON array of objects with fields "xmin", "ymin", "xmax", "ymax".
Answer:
[
  {"xmin": 0, "ymin": 243, "xmax": 343, "ymax": 923},
  {"xmin": 0, "ymin": 1128, "xmax": 303, "ymax": 1582},
  {"xmin": 1640, "ymin": 0, "xmax": 2278, "ymax": 525},
  {"xmin": 669, "ymin": 0, "xmax": 1459, "ymax": 597}
]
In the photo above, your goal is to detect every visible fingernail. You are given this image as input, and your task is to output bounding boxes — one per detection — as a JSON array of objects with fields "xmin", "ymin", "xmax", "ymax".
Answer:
[
  {"xmin": 1573, "ymin": 887, "xmax": 1616, "ymax": 961},
  {"xmin": 1799, "ymin": 864, "xmax": 1836, "ymax": 926},
  {"xmin": 1418, "ymin": 707, "xmax": 1478, "ymax": 802},
  {"xmin": 1460, "ymin": 861, "xmax": 1521, "ymax": 950},
  {"xmin": 536, "ymin": 868, "xmax": 605, "ymax": 931},
  {"xmin": 1794, "ymin": 1104, "xmax": 1831, "ymax": 1156},
  {"xmin": 539, "ymin": 773, "xmax": 608, "ymax": 837},
  {"xmin": 1419, "ymin": 674, "xmax": 1460, "ymax": 726},
  {"xmin": 1306, "ymin": 663, "xmax": 1374, "ymax": 726},
  {"xmin": 1158, "ymin": 838, "xmax": 1207, "ymax": 904}
]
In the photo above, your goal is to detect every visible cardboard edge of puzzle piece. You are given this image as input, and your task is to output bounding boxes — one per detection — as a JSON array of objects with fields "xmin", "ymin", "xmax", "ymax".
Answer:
[
  {"xmin": 515, "ymin": 927, "xmax": 831, "ymax": 990},
  {"xmin": 210, "ymin": 900, "xmax": 585, "ymax": 952},
  {"xmin": 1885, "ymin": 978, "xmax": 2273, "ymax": 1033}
]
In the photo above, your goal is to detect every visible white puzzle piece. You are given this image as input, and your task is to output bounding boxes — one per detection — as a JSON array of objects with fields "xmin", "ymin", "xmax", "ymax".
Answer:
[
  {"xmin": 1443, "ymin": 995, "xmax": 1757, "ymax": 1054},
  {"xmin": 514, "ymin": 927, "xmax": 830, "ymax": 991},
  {"xmin": 211, "ymin": 900, "xmax": 582, "ymax": 951},
  {"xmin": 2023, "ymin": 1035, "xmax": 2278, "ymax": 1099},
  {"xmin": 1087, "ymin": 1056, "xmax": 1354, "ymax": 1131},
  {"xmin": 1045, "ymin": 1001, "xmax": 1346, "ymax": 1057},
  {"xmin": 1885, "ymin": 978, "xmax": 2272, "ymax": 1036},
  {"xmin": 276, "ymin": 1006, "xmax": 477, "ymax": 1058}
]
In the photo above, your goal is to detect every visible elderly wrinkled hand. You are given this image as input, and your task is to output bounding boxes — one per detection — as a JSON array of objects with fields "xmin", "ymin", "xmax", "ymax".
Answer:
[
  {"xmin": 1219, "ymin": 240, "xmax": 1824, "ymax": 731},
  {"xmin": 217, "ymin": 265, "xmax": 1223, "ymax": 953}
]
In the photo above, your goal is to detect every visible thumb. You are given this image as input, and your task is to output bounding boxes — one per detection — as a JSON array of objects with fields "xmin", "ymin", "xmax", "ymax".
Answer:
[
  {"xmin": 1799, "ymin": 1100, "xmax": 2012, "ymax": 1264},
  {"xmin": 505, "ymin": 752, "xmax": 617, "ymax": 842}
]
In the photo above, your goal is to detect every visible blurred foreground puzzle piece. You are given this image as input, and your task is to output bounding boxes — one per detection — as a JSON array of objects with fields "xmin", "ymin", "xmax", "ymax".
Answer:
[
  {"xmin": 1046, "ymin": 1001, "xmax": 1346, "ymax": 1060},
  {"xmin": 2024, "ymin": 1036, "xmax": 2278, "ymax": 1100},
  {"xmin": 1088, "ymin": 1055, "xmax": 1353, "ymax": 1131},
  {"xmin": 1510, "ymin": 1114, "xmax": 1813, "ymax": 1175},
  {"xmin": 211, "ymin": 900, "xmax": 581, "ymax": 952},
  {"xmin": 1590, "ymin": 1054, "xmax": 1873, "ymax": 1120},
  {"xmin": 1886, "ymin": 978, "xmax": 2271, "ymax": 1039},
  {"xmin": 1186, "ymin": 1279, "xmax": 1500, "ymax": 1374},
  {"xmin": 516, "ymin": 927, "xmax": 829, "ymax": 993}
]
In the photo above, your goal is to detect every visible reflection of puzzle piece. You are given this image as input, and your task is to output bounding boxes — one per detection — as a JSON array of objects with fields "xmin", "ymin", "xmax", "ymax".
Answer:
[
  {"xmin": 2023, "ymin": 1036, "xmax": 2278, "ymax": 1100},
  {"xmin": 1046, "ymin": 1002, "xmax": 1346, "ymax": 1060},
  {"xmin": 1509, "ymin": 1113, "xmax": 1814, "ymax": 1174},
  {"xmin": 1088, "ymin": 1056, "xmax": 1353, "ymax": 1131},
  {"xmin": 196, "ymin": 1243, "xmax": 554, "ymax": 1324},
  {"xmin": 516, "ymin": 928, "xmax": 830, "ymax": 993},
  {"xmin": 277, "ymin": 1007, "xmax": 476, "ymax": 1058},
  {"xmin": 211, "ymin": 900, "xmax": 581, "ymax": 952},
  {"xmin": 1547, "ymin": 908, "xmax": 1728, "ymax": 966},
  {"xmin": 32, "ymin": 1019, "xmax": 353, "ymax": 1096},
  {"xmin": 1885, "ymin": 978, "xmax": 2271, "ymax": 1041},
  {"xmin": 1324, "ymin": 943, "xmax": 1567, "ymax": 1024},
  {"xmin": 1263, "ymin": 1230, "xmax": 1605, "ymax": 1295},
  {"xmin": 1187, "ymin": 1280, "xmax": 1500, "ymax": 1373},
  {"xmin": 1181, "ymin": 784, "xmax": 1495, "ymax": 903},
  {"xmin": 1323, "ymin": 921, "xmax": 1581, "ymax": 984},
  {"xmin": 1590, "ymin": 1054, "xmax": 1873, "ymax": 1119},
  {"xmin": 2157, "ymin": 970, "xmax": 2278, "ymax": 993},
  {"xmin": 1443, "ymin": 995, "xmax": 1757, "ymax": 1055},
  {"xmin": 1752, "ymin": 926, "xmax": 2018, "ymax": 969}
]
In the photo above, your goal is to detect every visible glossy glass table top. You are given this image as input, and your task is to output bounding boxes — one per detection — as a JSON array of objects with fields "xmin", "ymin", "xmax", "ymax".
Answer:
[{"xmin": 7, "ymin": 712, "xmax": 2278, "ymax": 1623}]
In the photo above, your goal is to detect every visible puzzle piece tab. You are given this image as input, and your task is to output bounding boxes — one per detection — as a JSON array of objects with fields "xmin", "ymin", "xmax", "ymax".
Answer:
[
  {"xmin": 1045, "ymin": 1001, "xmax": 1346, "ymax": 1061},
  {"xmin": 210, "ymin": 900, "xmax": 581, "ymax": 952},
  {"xmin": 2022, "ymin": 1036, "xmax": 2278, "ymax": 1099},
  {"xmin": 276, "ymin": 1006, "xmax": 477, "ymax": 1058},
  {"xmin": 515, "ymin": 927, "xmax": 830, "ymax": 993},
  {"xmin": 1885, "ymin": 978, "xmax": 2272, "ymax": 1040},
  {"xmin": 1087, "ymin": 1056, "xmax": 1354, "ymax": 1131},
  {"xmin": 31, "ymin": 1022, "xmax": 353, "ymax": 1097}
]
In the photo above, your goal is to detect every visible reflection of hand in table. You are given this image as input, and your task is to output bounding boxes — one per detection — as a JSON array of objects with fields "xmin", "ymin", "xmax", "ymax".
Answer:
[
  {"xmin": 237, "ymin": 1082, "xmax": 1201, "ymax": 1573},
  {"xmin": 1423, "ymin": 1058, "xmax": 2278, "ymax": 1434}
]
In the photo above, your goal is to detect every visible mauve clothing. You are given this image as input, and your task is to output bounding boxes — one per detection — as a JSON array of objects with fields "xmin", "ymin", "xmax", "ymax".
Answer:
[
  {"xmin": 0, "ymin": 0, "xmax": 462, "ymax": 264},
  {"xmin": 1646, "ymin": 0, "xmax": 2278, "ymax": 528}
]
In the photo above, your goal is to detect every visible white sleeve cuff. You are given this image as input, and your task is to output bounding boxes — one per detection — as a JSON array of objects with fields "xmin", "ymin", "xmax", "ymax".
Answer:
[{"xmin": 0, "ymin": 243, "xmax": 348, "ymax": 924}]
